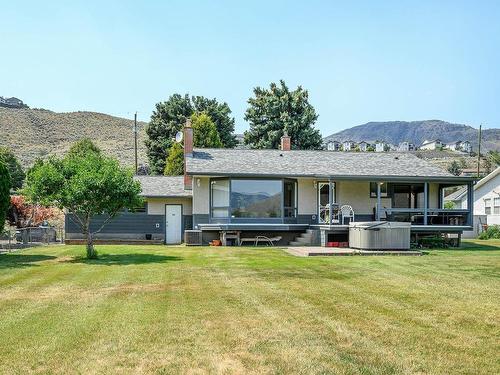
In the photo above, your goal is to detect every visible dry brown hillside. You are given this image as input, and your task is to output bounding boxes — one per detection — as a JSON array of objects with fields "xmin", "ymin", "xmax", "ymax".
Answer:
[{"xmin": 0, "ymin": 107, "xmax": 148, "ymax": 168}]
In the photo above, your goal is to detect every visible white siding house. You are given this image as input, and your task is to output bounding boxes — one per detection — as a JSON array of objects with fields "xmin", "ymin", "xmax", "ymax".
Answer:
[
  {"xmin": 397, "ymin": 141, "xmax": 416, "ymax": 152},
  {"xmin": 474, "ymin": 167, "xmax": 500, "ymax": 226},
  {"xmin": 420, "ymin": 139, "xmax": 443, "ymax": 150},
  {"xmin": 342, "ymin": 141, "xmax": 356, "ymax": 151}
]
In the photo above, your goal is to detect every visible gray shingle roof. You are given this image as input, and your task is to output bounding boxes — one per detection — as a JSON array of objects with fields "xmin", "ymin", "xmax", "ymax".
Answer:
[
  {"xmin": 187, "ymin": 148, "xmax": 461, "ymax": 180},
  {"xmin": 134, "ymin": 176, "xmax": 192, "ymax": 197}
]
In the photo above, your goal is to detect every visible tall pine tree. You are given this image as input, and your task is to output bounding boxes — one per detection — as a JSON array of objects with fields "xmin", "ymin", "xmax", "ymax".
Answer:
[{"xmin": 244, "ymin": 80, "xmax": 322, "ymax": 150}]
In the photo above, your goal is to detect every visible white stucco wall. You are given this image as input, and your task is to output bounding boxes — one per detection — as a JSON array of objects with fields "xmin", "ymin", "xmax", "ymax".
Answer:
[
  {"xmin": 297, "ymin": 178, "xmax": 316, "ymax": 214},
  {"xmin": 336, "ymin": 181, "xmax": 392, "ymax": 214},
  {"xmin": 192, "ymin": 177, "xmax": 210, "ymax": 214},
  {"xmin": 474, "ymin": 174, "xmax": 500, "ymax": 225},
  {"xmin": 147, "ymin": 197, "xmax": 192, "ymax": 215}
]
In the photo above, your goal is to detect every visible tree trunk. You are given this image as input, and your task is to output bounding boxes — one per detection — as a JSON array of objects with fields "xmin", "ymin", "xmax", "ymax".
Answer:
[{"xmin": 83, "ymin": 223, "xmax": 97, "ymax": 259}]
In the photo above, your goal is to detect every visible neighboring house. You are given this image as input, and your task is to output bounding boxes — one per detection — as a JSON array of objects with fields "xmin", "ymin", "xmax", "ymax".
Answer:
[
  {"xmin": 65, "ymin": 125, "xmax": 475, "ymax": 246},
  {"xmin": 397, "ymin": 141, "xmax": 416, "ymax": 152},
  {"xmin": 326, "ymin": 140, "xmax": 341, "ymax": 151},
  {"xmin": 375, "ymin": 142, "xmax": 387, "ymax": 152},
  {"xmin": 443, "ymin": 141, "xmax": 472, "ymax": 153},
  {"xmin": 459, "ymin": 141, "xmax": 472, "ymax": 153},
  {"xmin": 462, "ymin": 167, "xmax": 500, "ymax": 238},
  {"xmin": 473, "ymin": 167, "xmax": 500, "ymax": 226},
  {"xmin": 357, "ymin": 141, "xmax": 371, "ymax": 152},
  {"xmin": 342, "ymin": 140, "xmax": 356, "ymax": 151},
  {"xmin": 0, "ymin": 96, "xmax": 26, "ymax": 108},
  {"xmin": 443, "ymin": 186, "xmax": 468, "ymax": 209},
  {"xmin": 419, "ymin": 139, "xmax": 443, "ymax": 150},
  {"xmin": 444, "ymin": 141, "xmax": 460, "ymax": 151}
]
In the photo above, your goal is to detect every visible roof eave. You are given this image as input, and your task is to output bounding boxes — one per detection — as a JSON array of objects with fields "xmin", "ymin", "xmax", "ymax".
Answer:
[{"xmin": 188, "ymin": 172, "xmax": 476, "ymax": 183}]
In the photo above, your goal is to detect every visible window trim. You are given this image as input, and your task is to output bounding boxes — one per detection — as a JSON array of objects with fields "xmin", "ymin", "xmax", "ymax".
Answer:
[
  {"xmin": 493, "ymin": 197, "xmax": 500, "ymax": 215},
  {"xmin": 485, "ymin": 198, "xmax": 492, "ymax": 215},
  {"xmin": 370, "ymin": 182, "xmax": 389, "ymax": 198},
  {"xmin": 209, "ymin": 177, "xmax": 298, "ymax": 223}
]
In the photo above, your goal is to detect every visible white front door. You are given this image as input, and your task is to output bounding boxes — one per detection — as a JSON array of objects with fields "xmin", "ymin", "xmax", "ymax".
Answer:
[{"xmin": 165, "ymin": 205, "xmax": 182, "ymax": 244}]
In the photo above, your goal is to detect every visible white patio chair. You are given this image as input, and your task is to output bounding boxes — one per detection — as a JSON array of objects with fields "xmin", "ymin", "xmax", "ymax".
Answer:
[{"xmin": 340, "ymin": 205, "xmax": 355, "ymax": 225}]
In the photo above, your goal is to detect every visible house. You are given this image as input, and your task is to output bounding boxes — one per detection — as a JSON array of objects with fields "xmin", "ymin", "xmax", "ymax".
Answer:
[
  {"xmin": 357, "ymin": 141, "xmax": 371, "ymax": 152},
  {"xmin": 444, "ymin": 141, "xmax": 472, "ymax": 153},
  {"xmin": 375, "ymin": 142, "xmax": 388, "ymax": 153},
  {"xmin": 459, "ymin": 141, "xmax": 472, "ymax": 153},
  {"xmin": 461, "ymin": 167, "xmax": 500, "ymax": 238},
  {"xmin": 444, "ymin": 142, "xmax": 460, "ymax": 151},
  {"xmin": 342, "ymin": 140, "xmax": 356, "ymax": 151},
  {"xmin": 65, "ymin": 124, "xmax": 475, "ymax": 246},
  {"xmin": 325, "ymin": 140, "xmax": 341, "ymax": 151},
  {"xmin": 397, "ymin": 141, "xmax": 416, "ymax": 152},
  {"xmin": 0, "ymin": 96, "xmax": 26, "ymax": 108},
  {"xmin": 419, "ymin": 139, "xmax": 443, "ymax": 151},
  {"xmin": 473, "ymin": 167, "xmax": 500, "ymax": 226}
]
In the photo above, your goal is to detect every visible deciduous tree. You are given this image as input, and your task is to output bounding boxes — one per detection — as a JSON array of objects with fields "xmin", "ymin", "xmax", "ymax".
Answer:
[
  {"xmin": 23, "ymin": 141, "xmax": 142, "ymax": 258},
  {"xmin": 164, "ymin": 142, "xmax": 184, "ymax": 176},
  {"xmin": 244, "ymin": 80, "xmax": 322, "ymax": 150},
  {"xmin": 164, "ymin": 112, "xmax": 223, "ymax": 176},
  {"xmin": 192, "ymin": 112, "xmax": 222, "ymax": 148}
]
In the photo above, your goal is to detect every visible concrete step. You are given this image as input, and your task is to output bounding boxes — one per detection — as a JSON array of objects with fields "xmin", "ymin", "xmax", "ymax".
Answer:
[
  {"xmin": 296, "ymin": 237, "xmax": 312, "ymax": 245},
  {"xmin": 289, "ymin": 241, "xmax": 306, "ymax": 246}
]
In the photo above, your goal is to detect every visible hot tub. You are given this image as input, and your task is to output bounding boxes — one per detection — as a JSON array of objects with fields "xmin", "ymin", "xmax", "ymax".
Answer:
[{"xmin": 349, "ymin": 222, "xmax": 411, "ymax": 250}]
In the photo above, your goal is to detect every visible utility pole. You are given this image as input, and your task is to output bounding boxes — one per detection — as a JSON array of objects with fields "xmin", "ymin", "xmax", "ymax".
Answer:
[
  {"xmin": 134, "ymin": 112, "xmax": 138, "ymax": 174},
  {"xmin": 477, "ymin": 124, "xmax": 482, "ymax": 178}
]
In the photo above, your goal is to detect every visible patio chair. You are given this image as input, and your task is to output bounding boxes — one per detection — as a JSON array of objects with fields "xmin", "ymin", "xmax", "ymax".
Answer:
[{"xmin": 340, "ymin": 205, "xmax": 355, "ymax": 225}]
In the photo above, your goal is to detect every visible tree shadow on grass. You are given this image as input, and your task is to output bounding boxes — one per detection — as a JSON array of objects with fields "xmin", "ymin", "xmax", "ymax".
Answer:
[
  {"xmin": 458, "ymin": 242, "xmax": 500, "ymax": 251},
  {"xmin": 66, "ymin": 253, "xmax": 183, "ymax": 266},
  {"xmin": 0, "ymin": 254, "xmax": 57, "ymax": 269}
]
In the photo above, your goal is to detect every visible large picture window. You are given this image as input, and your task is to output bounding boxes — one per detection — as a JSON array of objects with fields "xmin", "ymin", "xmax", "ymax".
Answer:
[
  {"xmin": 231, "ymin": 180, "xmax": 282, "ymax": 218},
  {"xmin": 210, "ymin": 178, "xmax": 298, "ymax": 220}
]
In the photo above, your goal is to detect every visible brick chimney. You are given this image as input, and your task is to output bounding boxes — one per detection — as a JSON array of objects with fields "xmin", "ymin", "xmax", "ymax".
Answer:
[
  {"xmin": 280, "ymin": 132, "xmax": 291, "ymax": 151},
  {"xmin": 184, "ymin": 118, "xmax": 193, "ymax": 190}
]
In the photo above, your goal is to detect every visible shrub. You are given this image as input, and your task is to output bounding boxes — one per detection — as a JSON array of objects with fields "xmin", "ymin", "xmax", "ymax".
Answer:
[{"xmin": 478, "ymin": 225, "xmax": 500, "ymax": 240}]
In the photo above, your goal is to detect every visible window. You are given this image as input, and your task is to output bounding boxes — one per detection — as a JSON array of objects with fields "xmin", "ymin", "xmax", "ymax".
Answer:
[
  {"xmin": 485, "ymin": 198, "xmax": 491, "ymax": 215},
  {"xmin": 231, "ymin": 180, "xmax": 282, "ymax": 218},
  {"xmin": 211, "ymin": 179, "xmax": 229, "ymax": 218},
  {"xmin": 494, "ymin": 197, "xmax": 500, "ymax": 215},
  {"xmin": 370, "ymin": 182, "xmax": 388, "ymax": 198},
  {"xmin": 284, "ymin": 180, "xmax": 297, "ymax": 218}
]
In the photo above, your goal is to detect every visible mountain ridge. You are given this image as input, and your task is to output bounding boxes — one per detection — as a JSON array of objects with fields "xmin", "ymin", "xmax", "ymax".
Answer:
[
  {"xmin": 323, "ymin": 120, "xmax": 499, "ymax": 152},
  {"xmin": 0, "ymin": 107, "xmax": 148, "ymax": 169}
]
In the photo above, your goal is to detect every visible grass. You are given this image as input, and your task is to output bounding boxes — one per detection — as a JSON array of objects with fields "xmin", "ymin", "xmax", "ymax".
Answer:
[{"xmin": 0, "ymin": 240, "xmax": 499, "ymax": 374}]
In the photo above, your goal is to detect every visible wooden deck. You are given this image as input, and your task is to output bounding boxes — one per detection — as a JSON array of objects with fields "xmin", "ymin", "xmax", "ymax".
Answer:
[{"xmin": 285, "ymin": 247, "xmax": 422, "ymax": 257}]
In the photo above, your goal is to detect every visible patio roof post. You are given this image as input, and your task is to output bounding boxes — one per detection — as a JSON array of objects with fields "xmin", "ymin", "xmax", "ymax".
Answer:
[
  {"xmin": 467, "ymin": 181, "xmax": 474, "ymax": 226},
  {"xmin": 376, "ymin": 182, "xmax": 381, "ymax": 221},
  {"xmin": 328, "ymin": 178, "xmax": 333, "ymax": 225},
  {"xmin": 424, "ymin": 182, "xmax": 428, "ymax": 225}
]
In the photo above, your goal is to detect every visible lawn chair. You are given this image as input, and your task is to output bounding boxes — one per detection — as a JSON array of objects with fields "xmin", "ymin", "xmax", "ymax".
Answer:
[
  {"xmin": 340, "ymin": 205, "xmax": 355, "ymax": 225},
  {"xmin": 239, "ymin": 235, "xmax": 282, "ymax": 246}
]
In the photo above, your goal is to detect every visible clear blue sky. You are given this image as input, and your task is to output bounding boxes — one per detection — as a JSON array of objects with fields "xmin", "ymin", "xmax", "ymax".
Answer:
[{"xmin": 2, "ymin": 0, "xmax": 499, "ymax": 135}]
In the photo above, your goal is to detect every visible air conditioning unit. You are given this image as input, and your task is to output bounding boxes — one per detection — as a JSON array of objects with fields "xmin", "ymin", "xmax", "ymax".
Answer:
[{"xmin": 184, "ymin": 230, "xmax": 202, "ymax": 246}]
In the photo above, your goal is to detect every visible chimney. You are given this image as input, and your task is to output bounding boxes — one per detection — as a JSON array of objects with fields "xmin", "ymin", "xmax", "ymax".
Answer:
[
  {"xmin": 184, "ymin": 118, "xmax": 193, "ymax": 190},
  {"xmin": 280, "ymin": 132, "xmax": 291, "ymax": 151}
]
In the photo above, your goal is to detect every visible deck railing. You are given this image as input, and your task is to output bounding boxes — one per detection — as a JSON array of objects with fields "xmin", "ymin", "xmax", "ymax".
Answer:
[{"xmin": 380, "ymin": 208, "xmax": 469, "ymax": 226}]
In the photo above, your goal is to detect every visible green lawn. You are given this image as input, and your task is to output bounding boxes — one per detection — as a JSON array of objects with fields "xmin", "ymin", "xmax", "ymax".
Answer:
[{"xmin": 0, "ymin": 240, "xmax": 499, "ymax": 374}]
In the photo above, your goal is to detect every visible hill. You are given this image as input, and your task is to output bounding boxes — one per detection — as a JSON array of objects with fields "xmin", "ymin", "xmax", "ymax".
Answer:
[
  {"xmin": 324, "ymin": 120, "xmax": 499, "ymax": 152},
  {"xmin": 0, "ymin": 107, "xmax": 148, "ymax": 169}
]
